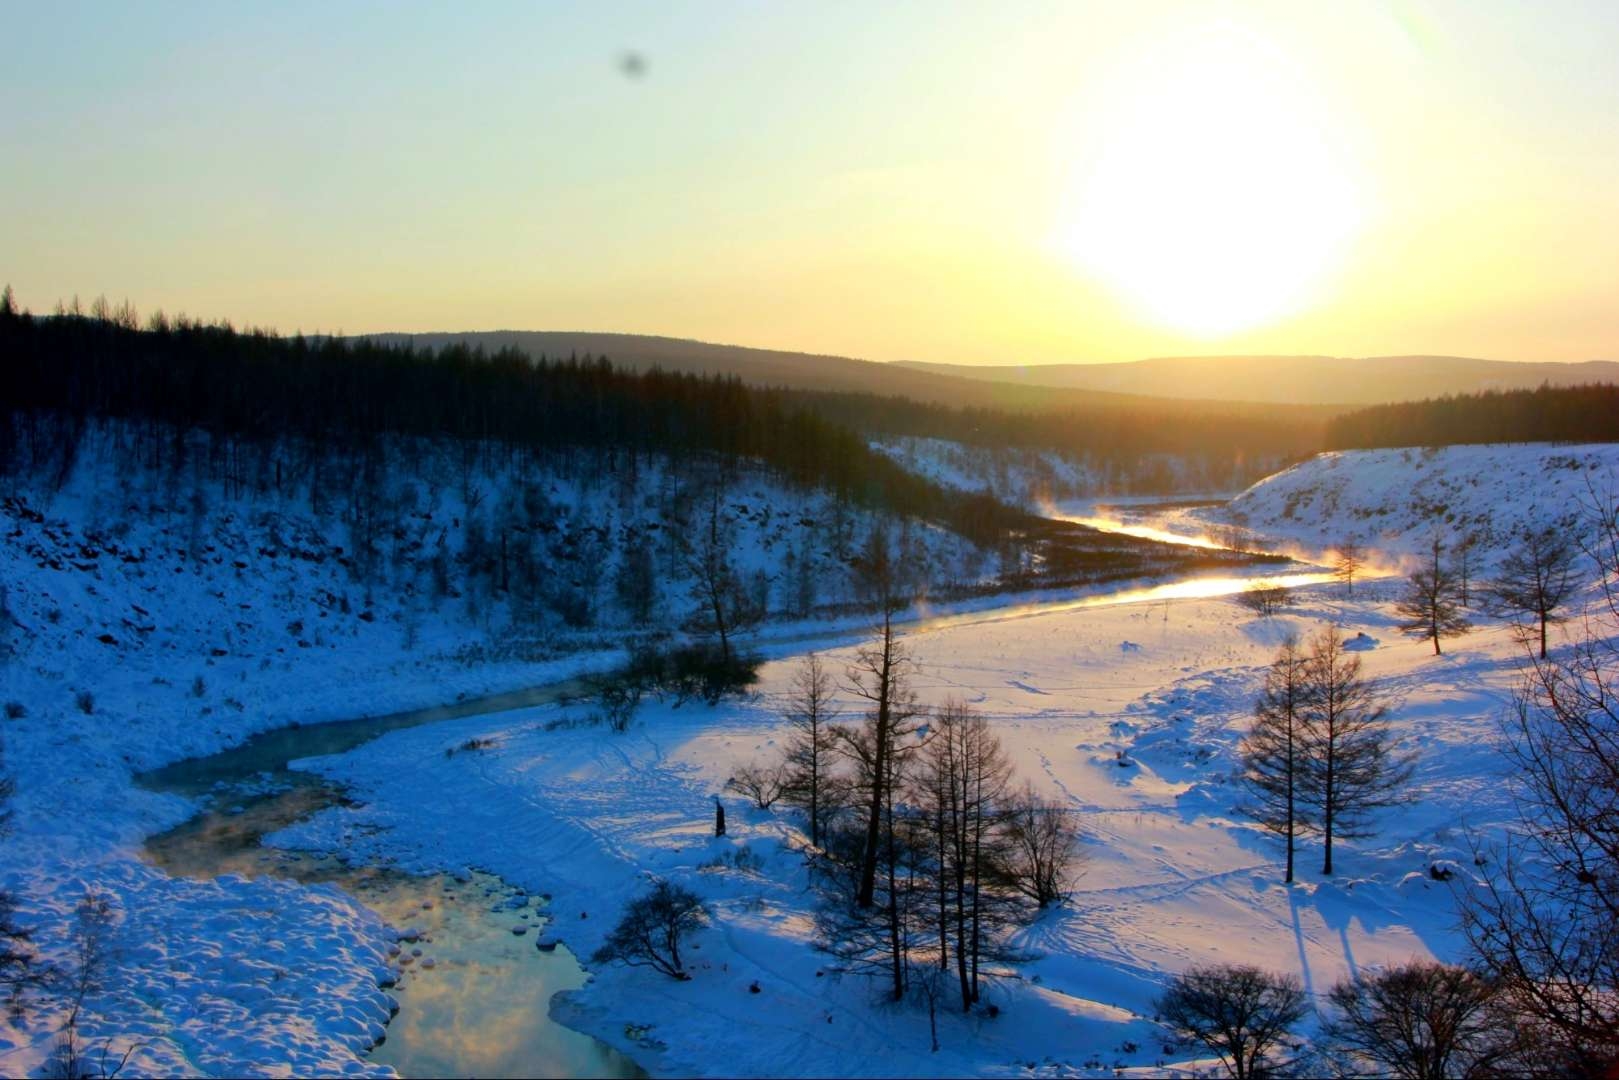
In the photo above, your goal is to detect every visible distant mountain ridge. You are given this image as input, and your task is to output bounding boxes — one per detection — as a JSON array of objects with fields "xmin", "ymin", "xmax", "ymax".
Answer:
[
  {"xmin": 363, "ymin": 333, "xmax": 1617, "ymax": 408},
  {"xmin": 357, "ymin": 331, "xmax": 1326, "ymax": 415},
  {"xmin": 893, "ymin": 354, "xmax": 1619, "ymax": 406}
]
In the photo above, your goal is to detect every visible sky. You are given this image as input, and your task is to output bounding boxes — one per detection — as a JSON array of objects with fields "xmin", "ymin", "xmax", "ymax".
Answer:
[{"xmin": 4, "ymin": 1, "xmax": 1617, "ymax": 365}]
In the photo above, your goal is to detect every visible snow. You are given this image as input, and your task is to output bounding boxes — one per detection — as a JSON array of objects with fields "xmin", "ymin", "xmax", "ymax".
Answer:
[
  {"xmin": 1185, "ymin": 442, "xmax": 1619, "ymax": 571},
  {"xmin": 869, "ymin": 436, "xmax": 1283, "ymax": 511},
  {"xmin": 0, "ymin": 424, "xmax": 987, "ymax": 1076},
  {"xmin": 271, "ymin": 581, "xmax": 1544, "ymax": 1076},
  {"xmin": 3, "ymin": 433, "xmax": 1611, "ymax": 1077}
]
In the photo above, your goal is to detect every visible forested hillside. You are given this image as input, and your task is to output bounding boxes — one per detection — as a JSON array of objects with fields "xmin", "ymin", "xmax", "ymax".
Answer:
[
  {"xmin": 1324, "ymin": 383, "xmax": 1619, "ymax": 449},
  {"xmin": 0, "ymin": 297, "xmax": 1023, "ymax": 548},
  {"xmin": 366, "ymin": 329, "xmax": 1329, "ymax": 491}
]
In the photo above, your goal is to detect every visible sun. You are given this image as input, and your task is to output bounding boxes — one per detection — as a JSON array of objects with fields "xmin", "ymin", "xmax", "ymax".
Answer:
[{"xmin": 1058, "ymin": 25, "xmax": 1365, "ymax": 339}]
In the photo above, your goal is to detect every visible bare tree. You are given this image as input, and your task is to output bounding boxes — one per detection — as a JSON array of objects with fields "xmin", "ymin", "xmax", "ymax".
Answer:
[
  {"xmin": 1299, "ymin": 626, "xmax": 1414, "ymax": 876},
  {"xmin": 1239, "ymin": 635, "xmax": 1310, "ymax": 883},
  {"xmin": 592, "ymin": 881, "xmax": 709, "ymax": 981},
  {"xmin": 1335, "ymin": 541, "xmax": 1366, "ymax": 597},
  {"xmin": 1462, "ymin": 491, "xmax": 1619, "ymax": 1074},
  {"xmin": 46, "ymin": 890, "xmax": 137, "ymax": 1080},
  {"xmin": 1323, "ymin": 960, "xmax": 1523, "ymax": 1079},
  {"xmin": 835, "ymin": 611, "xmax": 925, "ymax": 1002},
  {"xmin": 1396, "ymin": 534, "xmax": 1472, "ymax": 655},
  {"xmin": 727, "ymin": 760, "xmax": 789, "ymax": 810},
  {"xmin": 1235, "ymin": 580, "xmax": 1290, "ymax": 617},
  {"xmin": 684, "ymin": 482, "xmax": 760, "ymax": 665},
  {"xmin": 915, "ymin": 701, "xmax": 1014, "ymax": 1011},
  {"xmin": 1156, "ymin": 964, "xmax": 1308, "ymax": 1080},
  {"xmin": 1450, "ymin": 531, "xmax": 1482, "ymax": 608},
  {"xmin": 840, "ymin": 529, "xmax": 925, "ymax": 912},
  {"xmin": 1485, "ymin": 526, "xmax": 1577, "ymax": 659},
  {"xmin": 1000, "ymin": 783, "xmax": 1082, "ymax": 907},
  {"xmin": 0, "ymin": 730, "xmax": 35, "ymax": 1010},
  {"xmin": 781, "ymin": 653, "xmax": 840, "ymax": 848},
  {"xmin": 613, "ymin": 529, "xmax": 658, "ymax": 625}
]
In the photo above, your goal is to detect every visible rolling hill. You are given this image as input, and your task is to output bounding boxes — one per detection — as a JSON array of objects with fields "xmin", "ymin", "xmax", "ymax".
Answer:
[
  {"xmin": 894, "ymin": 354, "xmax": 1619, "ymax": 405},
  {"xmin": 357, "ymin": 331, "xmax": 1334, "ymax": 417}
]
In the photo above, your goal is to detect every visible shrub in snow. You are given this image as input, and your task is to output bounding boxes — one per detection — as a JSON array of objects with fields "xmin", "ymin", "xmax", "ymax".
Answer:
[
  {"xmin": 3, "ymin": 702, "xmax": 24, "ymax": 720},
  {"xmin": 1155, "ymin": 963, "xmax": 1308, "ymax": 1080},
  {"xmin": 1235, "ymin": 580, "xmax": 1290, "ymax": 617},
  {"xmin": 591, "ymin": 881, "xmax": 708, "ymax": 981},
  {"xmin": 74, "ymin": 691, "xmax": 94, "ymax": 715}
]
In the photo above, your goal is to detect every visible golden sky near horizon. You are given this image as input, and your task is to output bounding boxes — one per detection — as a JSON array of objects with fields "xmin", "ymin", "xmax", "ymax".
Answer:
[{"xmin": 4, "ymin": 2, "xmax": 1616, "ymax": 364}]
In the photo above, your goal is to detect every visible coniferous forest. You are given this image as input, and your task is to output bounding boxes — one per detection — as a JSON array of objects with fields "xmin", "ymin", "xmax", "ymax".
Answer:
[{"xmin": 1324, "ymin": 383, "xmax": 1619, "ymax": 450}]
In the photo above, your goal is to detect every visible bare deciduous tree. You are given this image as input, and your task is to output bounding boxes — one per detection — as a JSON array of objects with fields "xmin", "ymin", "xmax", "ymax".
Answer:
[
  {"xmin": 591, "ymin": 881, "xmax": 708, "ymax": 981},
  {"xmin": 1463, "ymin": 491, "xmax": 1619, "ymax": 1074},
  {"xmin": 1156, "ymin": 964, "xmax": 1308, "ymax": 1080},
  {"xmin": 684, "ymin": 482, "xmax": 761, "ymax": 665},
  {"xmin": 0, "ymin": 730, "xmax": 35, "ymax": 1010},
  {"xmin": 1235, "ymin": 580, "xmax": 1290, "ymax": 617},
  {"xmin": 1450, "ymin": 531, "xmax": 1481, "ymax": 608},
  {"xmin": 727, "ymin": 760, "xmax": 789, "ymax": 810},
  {"xmin": 840, "ymin": 530, "xmax": 925, "ymax": 912},
  {"xmin": 1323, "ymin": 960, "xmax": 1523, "ymax": 1079},
  {"xmin": 1000, "ymin": 783, "xmax": 1081, "ymax": 907},
  {"xmin": 915, "ymin": 700, "xmax": 1014, "ymax": 1011}
]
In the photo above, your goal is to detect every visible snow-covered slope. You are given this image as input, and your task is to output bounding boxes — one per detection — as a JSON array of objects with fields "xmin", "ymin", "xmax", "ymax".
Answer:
[
  {"xmin": 1193, "ymin": 442, "xmax": 1619, "ymax": 569},
  {"xmin": 0, "ymin": 423, "xmax": 989, "ymax": 1077},
  {"xmin": 274, "ymin": 582, "xmax": 1542, "ymax": 1077},
  {"xmin": 869, "ymin": 436, "xmax": 1276, "ymax": 509}
]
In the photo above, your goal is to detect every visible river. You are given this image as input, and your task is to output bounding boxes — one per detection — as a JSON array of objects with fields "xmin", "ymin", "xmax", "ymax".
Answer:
[{"xmin": 136, "ymin": 498, "xmax": 1331, "ymax": 1077}]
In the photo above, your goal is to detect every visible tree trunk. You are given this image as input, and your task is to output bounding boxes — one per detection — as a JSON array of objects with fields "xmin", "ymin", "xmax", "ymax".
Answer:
[
  {"xmin": 856, "ymin": 620, "xmax": 894, "ymax": 909},
  {"xmin": 1285, "ymin": 723, "xmax": 1295, "ymax": 885}
]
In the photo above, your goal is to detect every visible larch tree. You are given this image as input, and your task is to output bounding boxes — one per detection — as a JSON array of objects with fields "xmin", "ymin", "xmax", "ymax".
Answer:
[
  {"xmin": 1298, "ymin": 626, "xmax": 1414, "ymax": 876},
  {"xmin": 782, "ymin": 652, "xmax": 840, "ymax": 849},
  {"xmin": 1485, "ymin": 525, "xmax": 1577, "ymax": 660},
  {"xmin": 1239, "ymin": 634, "xmax": 1312, "ymax": 883},
  {"xmin": 1463, "ymin": 494, "xmax": 1619, "ymax": 1074},
  {"xmin": 916, "ymin": 700, "xmax": 1013, "ymax": 1011},
  {"xmin": 1450, "ymin": 530, "xmax": 1482, "ymax": 608},
  {"xmin": 1396, "ymin": 534, "xmax": 1472, "ymax": 655},
  {"xmin": 1335, "ymin": 541, "xmax": 1366, "ymax": 597},
  {"xmin": 683, "ymin": 480, "xmax": 759, "ymax": 665},
  {"xmin": 834, "ymin": 555, "xmax": 926, "ymax": 1001}
]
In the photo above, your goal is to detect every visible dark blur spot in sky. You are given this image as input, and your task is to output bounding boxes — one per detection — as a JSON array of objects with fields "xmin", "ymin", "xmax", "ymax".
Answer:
[{"xmin": 618, "ymin": 51, "xmax": 647, "ymax": 79}]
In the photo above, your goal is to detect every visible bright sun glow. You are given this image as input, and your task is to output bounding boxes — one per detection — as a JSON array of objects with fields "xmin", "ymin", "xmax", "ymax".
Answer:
[{"xmin": 1059, "ymin": 24, "xmax": 1366, "ymax": 338}]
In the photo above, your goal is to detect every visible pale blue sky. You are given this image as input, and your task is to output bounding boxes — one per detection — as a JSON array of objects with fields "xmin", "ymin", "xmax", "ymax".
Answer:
[{"xmin": 5, "ymin": 2, "xmax": 1617, "ymax": 362}]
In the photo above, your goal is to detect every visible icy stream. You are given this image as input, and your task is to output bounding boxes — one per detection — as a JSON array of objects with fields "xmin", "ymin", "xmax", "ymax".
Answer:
[
  {"xmin": 133, "ymin": 499, "xmax": 1336, "ymax": 1077},
  {"xmin": 138, "ymin": 681, "xmax": 645, "ymax": 1079}
]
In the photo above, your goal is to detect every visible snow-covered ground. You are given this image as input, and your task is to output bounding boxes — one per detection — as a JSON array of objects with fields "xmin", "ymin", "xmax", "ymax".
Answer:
[
  {"xmin": 0, "ymin": 426, "xmax": 989, "ymax": 1076},
  {"xmin": 3, "ymin": 436, "xmax": 1612, "ymax": 1077},
  {"xmin": 868, "ymin": 437, "xmax": 1278, "ymax": 510},
  {"xmin": 1183, "ymin": 442, "xmax": 1619, "ymax": 571},
  {"xmin": 273, "ymin": 578, "xmax": 1537, "ymax": 1077}
]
